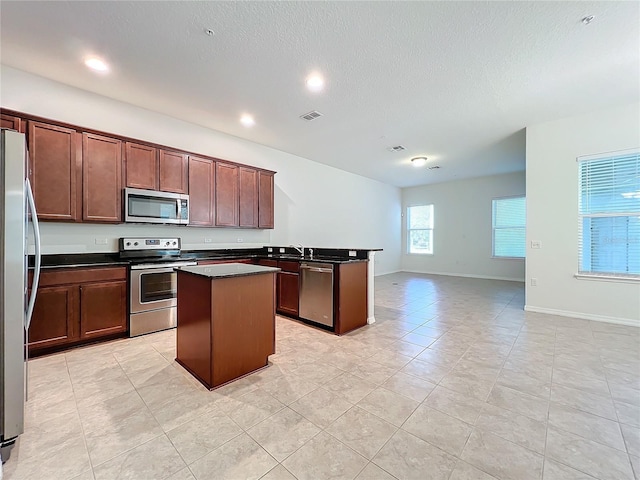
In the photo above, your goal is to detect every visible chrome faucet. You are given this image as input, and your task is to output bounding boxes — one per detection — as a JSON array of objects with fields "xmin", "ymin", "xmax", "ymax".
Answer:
[{"xmin": 290, "ymin": 244, "xmax": 304, "ymax": 256}]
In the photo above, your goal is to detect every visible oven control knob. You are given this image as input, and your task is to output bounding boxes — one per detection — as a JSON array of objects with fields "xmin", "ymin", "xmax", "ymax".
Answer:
[
  {"xmin": 126, "ymin": 242, "xmax": 131, "ymax": 246},
  {"xmin": 172, "ymin": 241, "xmax": 177, "ymax": 245},
  {"xmin": 166, "ymin": 242, "xmax": 170, "ymax": 246},
  {"xmin": 134, "ymin": 242, "xmax": 139, "ymax": 246}
]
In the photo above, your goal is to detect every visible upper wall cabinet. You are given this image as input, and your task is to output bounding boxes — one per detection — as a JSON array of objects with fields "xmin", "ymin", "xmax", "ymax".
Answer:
[
  {"xmin": 159, "ymin": 150, "xmax": 189, "ymax": 194},
  {"xmin": 28, "ymin": 121, "xmax": 81, "ymax": 221},
  {"xmin": 188, "ymin": 155, "xmax": 215, "ymax": 226},
  {"xmin": 82, "ymin": 133, "xmax": 122, "ymax": 223},
  {"xmin": 215, "ymin": 162, "xmax": 239, "ymax": 227},
  {"xmin": 239, "ymin": 167, "xmax": 259, "ymax": 228},
  {"xmin": 125, "ymin": 142, "xmax": 158, "ymax": 190},
  {"xmin": 259, "ymin": 171, "xmax": 275, "ymax": 229},
  {"xmin": 1, "ymin": 113, "xmax": 24, "ymax": 132}
]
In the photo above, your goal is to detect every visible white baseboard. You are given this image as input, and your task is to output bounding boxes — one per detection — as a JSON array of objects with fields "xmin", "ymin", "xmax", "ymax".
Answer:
[
  {"xmin": 374, "ymin": 269, "xmax": 401, "ymax": 277},
  {"xmin": 524, "ymin": 305, "xmax": 640, "ymax": 327},
  {"xmin": 401, "ymin": 269, "xmax": 525, "ymax": 283}
]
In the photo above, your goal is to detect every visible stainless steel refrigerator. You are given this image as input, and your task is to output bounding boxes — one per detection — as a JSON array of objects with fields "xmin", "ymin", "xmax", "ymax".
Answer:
[{"xmin": 0, "ymin": 129, "xmax": 41, "ymax": 463}]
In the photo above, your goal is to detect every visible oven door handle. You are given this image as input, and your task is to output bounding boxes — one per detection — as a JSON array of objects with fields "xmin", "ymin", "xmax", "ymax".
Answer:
[{"xmin": 130, "ymin": 261, "xmax": 197, "ymax": 270}]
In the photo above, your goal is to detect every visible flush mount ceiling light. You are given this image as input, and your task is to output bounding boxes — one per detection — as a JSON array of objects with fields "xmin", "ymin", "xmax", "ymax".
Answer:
[
  {"xmin": 305, "ymin": 74, "xmax": 324, "ymax": 93},
  {"xmin": 411, "ymin": 157, "xmax": 428, "ymax": 167},
  {"xmin": 582, "ymin": 15, "xmax": 595, "ymax": 25},
  {"xmin": 84, "ymin": 57, "xmax": 109, "ymax": 73},
  {"xmin": 240, "ymin": 114, "xmax": 255, "ymax": 127}
]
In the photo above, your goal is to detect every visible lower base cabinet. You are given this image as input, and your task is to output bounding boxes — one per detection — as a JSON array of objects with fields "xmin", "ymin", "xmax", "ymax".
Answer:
[
  {"xmin": 28, "ymin": 266, "xmax": 127, "ymax": 355},
  {"xmin": 277, "ymin": 271, "xmax": 299, "ymax": 316}
]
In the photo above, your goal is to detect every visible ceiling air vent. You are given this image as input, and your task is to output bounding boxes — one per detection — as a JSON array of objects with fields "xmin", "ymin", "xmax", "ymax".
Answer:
[
  {"xmin": 300, "ymin": 110, "xmax": 323, "ymax": 121},
  {"xmin": 387, "ymin": 145, "xmax": 406, "ymax": 153}
]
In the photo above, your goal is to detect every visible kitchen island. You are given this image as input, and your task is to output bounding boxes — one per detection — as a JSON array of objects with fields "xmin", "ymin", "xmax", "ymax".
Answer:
[{"xmin": 175, "ymin": 263, "xmax": 279, "ymax": 390}]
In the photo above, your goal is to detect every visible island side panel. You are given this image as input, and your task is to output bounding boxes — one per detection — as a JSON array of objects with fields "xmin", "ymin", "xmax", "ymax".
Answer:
[
  {"xmin": 176, "ymin": 271, "xmax": 212, "ymax": 387},
  {"xmin": 210, "ymin": 272, "xmax": 276, "ymax": 387},
  {"xmin": 334, "ymin": 261, "xmax": 368, "ymax": 335}
]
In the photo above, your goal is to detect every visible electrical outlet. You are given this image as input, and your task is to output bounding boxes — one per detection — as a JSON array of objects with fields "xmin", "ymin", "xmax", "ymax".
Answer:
[
  {"xmin": 531, "ymin": 240, "xmax": 542, "ymax": 249},
  {"xmin": 530, "ymin": 278, "xmax": 538, "ymax": 286},
  {"xmin": 94, "ymin": 238, "xmax": 108, "ymax": 245},
  {"xmin": 236, "ymin": 238, "xmax": 243, "ymax": 243},
  {"xmin": 267, "ymin": 247, "xmax": 273, "ymax": 252},
  {"xmin": 204, "ymin": 238, "xmax": 213, "ymax": 243},
  {"xmin": 348, "ymin": 250, "xmax": 357, "ymax": 257},
  {"xmin": 279, "ymin": 248, "xmax": 285, "ymax": 253}
]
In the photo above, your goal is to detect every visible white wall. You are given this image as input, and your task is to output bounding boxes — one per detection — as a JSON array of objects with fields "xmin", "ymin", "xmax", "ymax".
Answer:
[
  {"xmin": 1, "ymin": 66, "xmax": 402, "ymax": 275},
  {"xmin": 402, "ymin": 172, "xmax": 526, "ymax": 281},
  {"xmin": 526, "ymin": 102, "xmax": 640, "ymax": 326}
]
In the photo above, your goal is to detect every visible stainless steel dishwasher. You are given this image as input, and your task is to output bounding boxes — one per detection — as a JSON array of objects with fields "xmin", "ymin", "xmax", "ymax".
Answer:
[{"xmin": 299, "ymin": 262, "xmax": 334, "ymax": 327}]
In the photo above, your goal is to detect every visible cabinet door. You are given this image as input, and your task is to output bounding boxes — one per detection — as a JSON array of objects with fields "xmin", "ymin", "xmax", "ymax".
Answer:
[
  {"xmin": 28, "ymin": 121, "xmax": 81, "ymax": 221},
  {"xmin": 258, "ymin": 171, "xmax": 274, "ymax": 229},
  {"xmin": 277, "ymin": 272, "xmax": 299, "ymax": 316},
  {"xmin": 28, "ymin": 285, "xmax": 79, "ymax": 351},
  {"xmin": 215, "ymin": 162, "xmax": 239, "ymax": 227},
  {"xmin": 125, "ymin": 142, "xmax": 158, "ymax": 190},
  {"xmin": 239, "ymin": 167, "xmax": 258, "ymax": 228},
  {"xmin": 159, "ymin": 150, "xmax": 189, "ymax": 194},
  {"xmin": 188, "ymin": 156, "xmax": 215, "ymax": 226},
  {"xmin": 1, "ymin": 113, "xmax": 23, "ymax": 132},
  {"xmin": 80, "ymin": 281, "xmax": 127, "ymax": 338},
  {"xmin": 82, "ymin": 133, "xmax": 122, "ymax": 222}
]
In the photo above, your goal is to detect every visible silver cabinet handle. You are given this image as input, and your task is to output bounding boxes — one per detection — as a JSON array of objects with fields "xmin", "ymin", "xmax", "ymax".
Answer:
[{"xmin": 301, "ymin": 266, "xmax": 333, "ymax": 273}]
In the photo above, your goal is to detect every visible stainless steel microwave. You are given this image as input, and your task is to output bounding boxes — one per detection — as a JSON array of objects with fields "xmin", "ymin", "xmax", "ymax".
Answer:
[{"xmin": 124, "ymin": 188, "xmax": 189, "ymax": 225}]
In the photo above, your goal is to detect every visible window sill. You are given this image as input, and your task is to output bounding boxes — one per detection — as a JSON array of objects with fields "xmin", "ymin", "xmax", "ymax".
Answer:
[
  {"xmin": 407, "ymin": 252, "xmax": 433, "ymax": 256},
  {"xmin": 491, "ymin": 256, "xmax": 525, "ymax": 260},
  {"xmin": 574, "ymin": 274, "xmax": 640, "ymax": 284}
]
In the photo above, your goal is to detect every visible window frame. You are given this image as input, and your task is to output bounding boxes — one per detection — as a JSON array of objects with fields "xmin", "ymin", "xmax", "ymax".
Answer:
[
  {"xmin": 491, "ymin": 195, "xmax": 526, "ymax": 260},
  {"xmin": 576, "ymin": 148, "xmax": 640, "ymax": 281},
  {"xmin": 407, "ymin": 204, "xmax": 434, "ymax": 255}
]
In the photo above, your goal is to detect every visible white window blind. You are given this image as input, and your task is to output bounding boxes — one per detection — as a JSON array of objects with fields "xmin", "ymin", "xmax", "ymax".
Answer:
[
  {"xmin": 408, "ymin": 205, "xmax": 434, "ymax": 254},
  {"xmin": 492, "ymin": 196, "xmax": 526, "ymax": 258},
  {"xmin": 578, "ymin": 150, "xmax": 640, "ymax": 278}
]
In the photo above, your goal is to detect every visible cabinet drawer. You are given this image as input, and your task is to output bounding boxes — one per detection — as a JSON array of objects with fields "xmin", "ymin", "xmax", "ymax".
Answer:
[
  {"xmin": 277, "ymin": 260, "xmax": 300, "ymax": 273},
  {"xmin": 37, "ymin": 266, "xmax": 127, "ymax": 287}
]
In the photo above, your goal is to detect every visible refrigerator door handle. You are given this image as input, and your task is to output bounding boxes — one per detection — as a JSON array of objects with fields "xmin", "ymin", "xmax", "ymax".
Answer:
[{"xmin": 25, "ymin": 177, "xmax": 41, "ymax": 330}]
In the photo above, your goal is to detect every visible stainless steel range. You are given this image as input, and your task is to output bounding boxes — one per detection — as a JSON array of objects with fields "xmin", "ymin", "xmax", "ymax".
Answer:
[{"xmin": 119, "ymin": 237, "xmax": 196, "ymax": 337}]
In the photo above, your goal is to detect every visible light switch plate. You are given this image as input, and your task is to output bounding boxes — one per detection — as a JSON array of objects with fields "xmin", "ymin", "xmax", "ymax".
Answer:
[
  {"xmin": 267, "ymin": 247, "xmax": 273, "ymax": 252},
  {"xmin": 94, "ymin": 238, "xmax": 108, "ymax": 245},
  {"xmin": 531, "ymin": 240, "xmax": 542, "ymax": 249},
  {"xmin": 204, "ymin": 238, "xmax": 212, "ymax": 243},
  {"xmin": 348, "ymin": 250, "xmax": 357, "ymax": 257},
  {"xmin": 279, "ymin": 248, "xmax": 285, "ymax": 253}
]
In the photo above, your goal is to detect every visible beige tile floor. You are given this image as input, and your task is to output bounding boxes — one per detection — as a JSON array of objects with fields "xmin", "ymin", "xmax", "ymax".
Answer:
[{"xmin": 4, "ymin": 272, "xmax": 640, "ymax": 480}]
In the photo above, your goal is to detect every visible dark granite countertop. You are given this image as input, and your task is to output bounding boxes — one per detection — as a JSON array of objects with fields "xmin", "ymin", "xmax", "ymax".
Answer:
[
  {"xmin": 176, "ymin": 263, "xmax": 280, "ymax": 279},
  {"xmin": 30, "ymin": 246, "xmax": 379, "ymax": 269}
]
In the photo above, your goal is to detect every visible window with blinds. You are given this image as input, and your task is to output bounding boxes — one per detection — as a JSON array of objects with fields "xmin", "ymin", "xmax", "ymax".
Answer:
[
  {"xmin": 578, "ymin": 149, "xmax": 640, "ymax": 278},
  {"xmin": 407, "ymin": 205, "xmax": 434, "ymax": 254},
  {"xmin": 492, "ymin": 196, "xmax": 526, "ymax": 258}
]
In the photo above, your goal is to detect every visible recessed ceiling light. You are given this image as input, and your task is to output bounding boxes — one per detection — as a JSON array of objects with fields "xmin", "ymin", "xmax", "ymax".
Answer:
[
  {"xmin": 305, "ymin": 74, "xmax": 324, "ymax": 92},
  {"xmin": 411, "ymin": 157, "xmax": 428, "ymax": 167},
  {"xmin": 240, "ymin": 114, "xmax": 255, "ymax": 127},
  {"xmin": 84, "ymin": 57, "xmax": 109, "ymax": 72}
]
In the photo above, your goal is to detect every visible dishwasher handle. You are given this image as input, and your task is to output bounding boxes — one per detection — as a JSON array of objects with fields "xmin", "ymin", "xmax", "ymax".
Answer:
[{"xmin": 300, "ymin": 265, "xmax": 333, "ymax": 273}]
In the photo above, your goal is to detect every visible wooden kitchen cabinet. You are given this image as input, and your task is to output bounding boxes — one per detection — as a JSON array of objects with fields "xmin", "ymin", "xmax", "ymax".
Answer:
[
  {"xmin": 80, "ymin": 281, "xmax": 127, "ymax": 338},
  {"xmin": 258, "ymin": 171, "xmax": 274, "ymax": 229},
  {"xmin": 28, "ymin": 285, "xmax": 79, "ymax": 350},
  {"xmin": 188, "ymin": 155, "xmax": 215, "ymax": 226},
  {"xmin": 125, "ymin": 142, "xmax": 158, "ymax": 190},
  {"xmin": 239, "ymin": 167, "xmax": 259, "ymax": 228},
  {"xmin": 159, "ymin": 149, "xmax": 189, "ymax": 194},
  {"xmin": 28, "ymin": 121, "xmax": 81, "ymax": 221},
  {"xmin": 28, "ymin": 266, "xmax": 127, "ymax": 355},
  {"xmin": 82, "ymin": 132, "xmax": 122, "ymax": 222},
  {"xmin": 215, "ymin": 162, "xmax": 239, "ymax": 227},
  {"xmin": 1, "ymin": 113, "xmax": 24, "ymax": 132},
  {"xmin": 277, "ymin": 271, "xmax": 299, "ymax": 316},
  {"xmin": 334, "ymin": 262, "xmax": 368, "ymax": 335}
]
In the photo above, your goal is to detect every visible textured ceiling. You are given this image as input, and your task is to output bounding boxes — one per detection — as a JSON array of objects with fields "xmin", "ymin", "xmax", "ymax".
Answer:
[{"xmin": 1, "ymin": 1, "xmax": 638, "ymax": 187}]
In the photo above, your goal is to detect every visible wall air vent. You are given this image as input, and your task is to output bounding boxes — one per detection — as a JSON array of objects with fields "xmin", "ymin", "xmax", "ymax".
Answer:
[
  {"xmin": 387, "ymin": 145, "xmax": 406, "ymax": 152},
  {"xmin": 428, "ymin": 165, "xmax": 441, "ymax": 170},
  {"xmin": 300, "ymin": 110, "xmax": 323, "ymax": 121}
]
